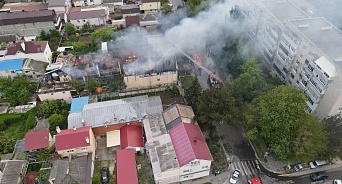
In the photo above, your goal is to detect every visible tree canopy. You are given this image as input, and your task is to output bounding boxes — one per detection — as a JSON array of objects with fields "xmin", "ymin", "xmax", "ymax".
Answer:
[
  {"xmin": 41, "ymin": 100, "xmax": 70, "ymax": 118},
  {"xmin": 244, "ymin": 85, "xmax": 327, "ymax": 161},
  {"xmin": 322, "ymin": 115, "xmax": 342, "ymax": 159},
  {"xmin": 184, "ymin": 77, "xmax": 202, "ymax": 108},
  {"xmin": 48, "ymin": 114, "xmax": 67, "ymax": 135},
  {"xmin": 85, "ymin": 77, "xmax": 100, "ymax": 94},
  {"xmin": 0, "ymin": 76, "xmax": 38, "ymax": 106},
  {"xmin": 91, "ymin": 28, "xmax": 116, "ymax": 46}
]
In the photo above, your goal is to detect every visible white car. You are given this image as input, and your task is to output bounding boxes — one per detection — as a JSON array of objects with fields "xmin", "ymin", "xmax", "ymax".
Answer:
[
  {"xmin": 334, "ymin": 179, "xmax": 342, "ymax": 184},
  {"xmin": 229, "ymin": 169, "xmax": 241, "ymax": 184}
]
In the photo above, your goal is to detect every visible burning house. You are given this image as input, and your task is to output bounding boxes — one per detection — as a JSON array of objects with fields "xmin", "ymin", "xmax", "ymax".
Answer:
[{"xmin": 122, "ymin": 56, "xmax": 178, "ymax": 90}]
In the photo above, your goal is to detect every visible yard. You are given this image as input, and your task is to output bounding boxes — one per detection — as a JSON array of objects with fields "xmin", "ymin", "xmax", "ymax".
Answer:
[
  {"xmin": 180, "ymin": 76, "xmax": 195, "ymax": 90},
  {"xmin": 92, "ymin": 160, "xmax": 116, "ymax": 184},
  {"xmin": 136, "ymin": 153, "xmax": 154, "ymax": 184}
]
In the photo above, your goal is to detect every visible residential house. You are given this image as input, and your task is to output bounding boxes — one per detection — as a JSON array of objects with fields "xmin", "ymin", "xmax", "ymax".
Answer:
[
  {"xmin": 169, "ymin": 123, "xmax": 213, "ymax": 181},
  {"xmin": 162, "ymin": 104, "xmax": 195, "ymax": 130},
  {"xmin": 120, "ymin": 124, "xmax": 144, "ymax": 151},
  {"xmin": 0, "ymin": 10, "xmax": 62, "ymax": 35},
  {"xmin": 242, "ymin": 0, "xmax": 342, "ymax": 119},
  {"xmin": 139, "ymin": 0, "xmax": 161, "ymax": 13},
  {"xmin": 67, "ymin": 95, "xmax": 163, "ymax": 136},
  {"xmin": 48, "ymin": 154, "xmax": 93, "ymax": 184},
  {"xmin": 55, "ymin": 126, "xmax": 96, "ymax": 157},
  {"xmin": 125, "ymin": 15, "xmax": 140, "ymax": 27},
  {"xmin": 120, "ymin": 5, "xmax": 140, "ymax": 18},
  {"xmin": 143, "ymin": 114, "xmax": 180, "ymax": 183},
  {"xmin": 48, "ymin": 0, "xmax": 72, "ymax": 21},
  {"xmin": 10, "ymin": 3, "xmax": 49, "ymax": 12},
  {"xmin": 0, "ymin": 58, "xmax": 46, "ymax": 82},
  {"xmin": 116, "ymin": 149, "xmax": 138, "ymax": 184},
  {"xmin": 0, "ymin": 160, "xmax": 27, "ymax": 184},
  {"xmin": 24, "ymin": 129, "xmax": 53, "ymax": 152},
  {"xmin": 37, "ymin": 90, "xmax": 73, "ymax": 103},
  {"xmin": 0, "ymin": 41, "xmax": 52, "ymax": 63},
  {"xmin": 69, "ymin": 9, "xmax": 108, "ymax": 29},
  {"xmin": 103, "ymin": 0, "xmax": 123, "ymax": 7},
  {"xmin": 0, "ymin": 34, "xmax": 19, "ymax": 44}
]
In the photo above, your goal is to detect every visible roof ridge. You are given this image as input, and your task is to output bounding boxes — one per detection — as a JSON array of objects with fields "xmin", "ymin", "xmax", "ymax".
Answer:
[{"xmin": 181, "ymin": 122, "xmax": 196, "ymax": 158}]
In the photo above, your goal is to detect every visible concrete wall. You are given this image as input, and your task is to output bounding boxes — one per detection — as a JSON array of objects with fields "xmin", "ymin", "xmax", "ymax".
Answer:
[
  {"xmin": 58, "ymin": 128, "xmax": 96, "ymax": 157},
  {"xmin": 38, "ymin": 91, "xmax": 72, "ymax": 103},
  {"xmin": 124, "ymin": 72, "xmax": 177, "ymax": 90},
  {"xmin": 154, "ymin": 169, "xmax": 180, "ymax": 184},
  {"xmin": 179, "ymin": 159, "xmax": 211, "ymax": 182},
  {"xmin": 139, "ymin": 2, "xmax": 160, "ymax": 12}
]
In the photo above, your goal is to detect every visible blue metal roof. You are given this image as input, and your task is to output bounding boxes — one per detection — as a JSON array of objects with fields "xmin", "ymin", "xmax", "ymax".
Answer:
[
  {"xmin": 0, "ymin": 58, "xmax": 24, "ymax": 71},
  {"xmin": 70, "ymin": 96, "xmax": 89, "ymax": 113}
]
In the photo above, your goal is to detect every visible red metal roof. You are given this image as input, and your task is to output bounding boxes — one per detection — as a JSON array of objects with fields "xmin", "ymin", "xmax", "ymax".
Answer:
[
  {"xmin": 249, "ymin": 177, "xmax": 262, "ymax": 184},
  {"xmin": 55, "ymin": 126, "xmax": 91, "ymax": 151},
  {"xmin": 169, "ymin": 123, "xmax": 213, "ymax": 167},
  {"xmin": 120, "ymin": 125, "xmax": 144, "ymax": 149},
  {"xmin": 24, "ymin": 129, "xmax": 50, "ymax": 151},
  {"xmin": 116, "ymin": 149, "xmax": 138, "ymax": 184}
]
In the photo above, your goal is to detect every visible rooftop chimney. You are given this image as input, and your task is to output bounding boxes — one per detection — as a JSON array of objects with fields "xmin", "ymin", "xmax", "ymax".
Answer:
[
  {"xmin": 194, "ymin": 139, "xmax": 197, "ymax": 143},
  {"xmin": 56, "ymin": 126, "xmax": 61, "ymax": 134},
  {"xmin": 82, "ymin": 119, "xmax": 85, "ymax": 126},
  {"xmin": 73, "ymin": 126, "xmax": 76, "ymax": 131},
  {"xmin": 85, "ymin": 137, "xmax": 90, "ymax": 144}
]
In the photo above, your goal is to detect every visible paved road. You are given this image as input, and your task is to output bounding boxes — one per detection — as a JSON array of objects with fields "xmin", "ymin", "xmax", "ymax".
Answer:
[{"xmin": 293, "ymin": 169, "xmax": 342, "ymax": 184}]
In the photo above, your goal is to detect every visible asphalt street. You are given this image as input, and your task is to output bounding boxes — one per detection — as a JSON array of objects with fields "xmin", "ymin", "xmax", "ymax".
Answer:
[{"xmin": 292, "ymin": 169, "xmax": 342, "ymax": 184}]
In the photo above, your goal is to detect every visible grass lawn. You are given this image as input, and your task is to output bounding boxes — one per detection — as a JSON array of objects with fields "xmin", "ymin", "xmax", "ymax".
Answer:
[
  {"xmin": 180, "ymin": 76, "xmax": 195, "ymax": 90},
  {"xmin": 92, "ymin": 160, "xmax": 116, "ymax": 184},
  {"xmin": 136, "ymin": 153, "xmax": 154, "ymax": 184}
]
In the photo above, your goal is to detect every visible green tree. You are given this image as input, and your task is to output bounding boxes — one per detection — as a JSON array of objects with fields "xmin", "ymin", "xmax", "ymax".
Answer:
[
  {"xmin": 322, "ymin": 115, "xmax": 342, "ymax": 159},
  {"xmin": 48, "ymin": 114, "xmax": 67, "ymax": 135},
  {"xmin": 232, "ymin": 59, "xmax": 266, "ymax": 103},
  {"xmin": 196, "ymin": 87, "xmax": 237, "ymax": 125},
  {"xmin": 291, "ymin": 114, "xmax": 328, "ymax": 162},
  {"xmin": 71, "ymin": 80, "xmax": 84, "ymax": 93},
  {"xmin": 80, "ymin": 22, "xmax": 94, "ymax": 34},
  {"xmin": 245, "ymin": 86, "xmax": 308, "ymax": 160},
  {"xmin": 42, "ymin": 100, "xmax": 70, "ymax": 118},
  {"xmin": 186, "ymin": 0, "xmax": 204, "ymax": 16},
  {"xmin": 91, "ymin": 28, "xmax": 116, "ymax": 46},
  {"xmin": 0, "ymin": 76, "xmax": 38, "ymax": 106},
  {"xmin": 65, "ymin": 22, "xmax": 77, "ymax": 36},
  {"xmin": 162, "ymin": 4, "xmax": 173, "ymax": 14},
  {"xmin": 72, "ymin": 42, "xmax": 92, "ymax": 55},
  {"xmin": 85, "ymin": 77, "xmax": 100, "ymax": 95},
  {"xmin": 39, "ymin": 30, "xmax": 49, "ymax": 41},
  {"xmin": 184, "ymin": 77, "xmax": 202, "ymax": 107}
]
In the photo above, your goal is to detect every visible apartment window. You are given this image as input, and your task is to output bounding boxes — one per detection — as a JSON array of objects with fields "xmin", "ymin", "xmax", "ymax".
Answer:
[
  {"xmin": 308, "ymin": 98, "xmax": 314, "ymax": 105},
  {"xmin": 290, "ymin": 73, "xmax": 295, "ymax": 79},
  {"xmin": 323, "ymin": 72, "xmax": 330, "ymax": 78},
  {"xmin": 308, "ymin": 64, "xmax": 314, "ymax": 72},
  {"xmin": 183, "ymin": 170, "xmax": 189, "ymax": 173},
  {"xmin": 202, "ymin": 166, "xmax": 209, "ymax": 169},
  {"xmin": 305, "ymin": 59, "xmax": 309, "ymax": 65},
  {"xmin": 296, "ymin": 80, "xmax": 300, "ymax": 85},
  {"xmin": 191, "ymin": 161, "xmax": 200, "ymax": 166},
  {"xmin": 81, "ymin": 147, "xmax": 88, "ymax": 151},
  {"xmin": 67, "ymin": 150, "xmax": 74, "ymax": 153}
]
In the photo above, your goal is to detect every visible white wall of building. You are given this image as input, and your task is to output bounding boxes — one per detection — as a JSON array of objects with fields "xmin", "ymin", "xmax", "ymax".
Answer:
[
  {"xmin": 140, "ymin": 2, "xmax": 161, "ymax": 12},
  {"xmin": 154, "ymin": 169, "xmax": 180, "ymax": 184},
  {"xmin": 74, "ymin": 0, "xmax": 102, "ymax": 7},
  {"xmin": 124, "ymin": 72, "xmax": 177, "ymax": 90},
  {"xmin": 179, "ymin": 159, "xmax": 211, "ymax": 182},
  {"xmin": 70, "ymin": 17, "xmax": 106, "ymax": 29}
]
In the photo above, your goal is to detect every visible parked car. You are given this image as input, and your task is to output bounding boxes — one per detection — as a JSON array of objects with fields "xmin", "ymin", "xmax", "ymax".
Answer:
[
  {"xmin": 294, "ymin": 163, "xmax": 303, "ymax": 172},
  {"xmin": 310, "ymin": 171, "xmax": 328, "ymax": 181},
  {"xmin": 248, "ymin": 177, "xmax": 262, "ymax": 184},
  {"xmin": 334, "ymin": 179, "xmax": 342, "ymax": 184},
  {"xmin": 101, "ymin": 167, "xmax": 109, "ymax": 184},
  {"xmin": 309, "ymin": 160, "xmax": 327, "ymax": 169},
  {"xmin": 229, "ymin": 169, "xmax": 241, "ymax": 184}
]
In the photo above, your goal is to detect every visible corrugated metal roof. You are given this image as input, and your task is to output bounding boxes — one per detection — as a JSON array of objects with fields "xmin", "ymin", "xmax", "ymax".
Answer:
[
  {"xmin": 0, "ymin": 58, "xmax": 24, "ymax": 71},
  {"xmin": 116, "ymin": 149, "xmax": 138, "ymax": 184},
  {"xmin": 68, "ymin": 95, "xmax": 163, "ymax": 129},
  {"xmin": 163, "ymin": 104, "xmax": 195, "ymax": 129},
  {"xmin": 70, "ymin": 96, "xmax": 89, "ymax": 113}
]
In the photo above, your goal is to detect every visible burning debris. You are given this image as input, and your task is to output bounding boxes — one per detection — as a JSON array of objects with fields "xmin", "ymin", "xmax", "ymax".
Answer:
[{"xmin": 122, "ymin": 57, "xmax": 177, "ymax": 76}]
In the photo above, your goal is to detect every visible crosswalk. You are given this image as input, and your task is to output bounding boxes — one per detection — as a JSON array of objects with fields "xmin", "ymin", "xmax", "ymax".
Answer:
[{"xmin": 230, "ymin": 160, "xmax": 260, "ymax": 180}]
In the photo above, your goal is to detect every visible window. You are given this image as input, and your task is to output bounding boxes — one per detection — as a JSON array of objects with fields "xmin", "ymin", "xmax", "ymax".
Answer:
[
  {"xmin": 83, "ymin": 20, "xmax": 86, "ymax": 22},
  {"xmin": 191, "ymin": 161, "xmax": 200, "ymax": 166},
  {"xmin": 291, "ymin": 73, "xmax": 295, "ymax": 79},
  {"xmin": 81, "ymin": 147, "xmax": 88, "ymax": 151},
  {"xmin": 25, "ymin": 71, "xmax": 29, "ymax": 73},
  {"xmin": 183, "ymin": 170, "xmax": 189, "ymax": 173},
  {"xmin": 77, "ymin": 20, "xmax": 80, "ymax": 23},
  {"xmin": 202, "ymin": 166, "xmax": 209, "ymax": 169}
]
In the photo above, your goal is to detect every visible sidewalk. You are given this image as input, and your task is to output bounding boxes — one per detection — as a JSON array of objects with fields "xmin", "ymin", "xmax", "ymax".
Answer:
[
  {"xmin": 180, "ymin": 170, "xmax": 230, "ymax": 184},
  {"xmin": 281, "ymin": 158, "xmax": 342, "ymax": 177}
]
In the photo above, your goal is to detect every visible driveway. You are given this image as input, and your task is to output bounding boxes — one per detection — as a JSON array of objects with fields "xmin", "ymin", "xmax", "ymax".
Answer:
[{"xmin": 95, "ymin": 136, "xmax": 118, "ymax": 161}]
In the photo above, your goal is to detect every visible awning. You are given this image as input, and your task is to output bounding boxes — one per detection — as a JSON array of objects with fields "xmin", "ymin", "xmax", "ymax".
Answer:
[{"xmin": 106, "ymin": 130, "xmax": 120, "ymax": 148}]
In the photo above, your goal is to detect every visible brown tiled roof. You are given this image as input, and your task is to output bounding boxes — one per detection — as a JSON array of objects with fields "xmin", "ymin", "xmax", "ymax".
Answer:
[
  {"xmin": 141, "ymin": 0, "xmax": 160, "ymax": 3},
  {"xmin": 120, "ymin": 5, "xmax": 140, "ymax": 14},
  {"xmin": 69, "ymin": 9, "xmax": 106, "ymax": 20},
  {"xmin": 0, "ymin": 10, "xmax": 56, "ymax": 26},
  {"xmin": 48, "ymin": 0, "xmax": 66, "ymax": 7},
  {"xmin": 125, "ymin": 15, "xmax": 140, "ymax": 27},
  {"xmin": 10, "ymin": 3, "xmax": 49, "ymax": 12},
  {"xmin": 6, "ymin": 41, "xmax": 48, "ymax": 55},
  {"xmin": 69, "ymin": 7, "xmax": 81, "ymax": 13}
]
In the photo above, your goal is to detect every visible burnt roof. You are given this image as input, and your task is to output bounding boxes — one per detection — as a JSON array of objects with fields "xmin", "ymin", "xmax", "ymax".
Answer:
[
  {"xmin": 69, "ymin": 9, "xmax": 106, "ymax": 20},
  {"xmin": 125, "ymin": 15, "xmax": 140, "ymax": 27},
  {"xmin": 0, "ymin": 10, "xmax": 56, "ymax": 26}
]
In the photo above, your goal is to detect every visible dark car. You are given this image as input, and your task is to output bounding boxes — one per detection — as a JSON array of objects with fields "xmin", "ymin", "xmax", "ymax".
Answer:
[
  {"xmin": 101, "ymin": 167, "xmax": 109, "ymax": 184},
  {"xmin": 310, "ymin": 171, "xmax": 328, "ymax": 181}
]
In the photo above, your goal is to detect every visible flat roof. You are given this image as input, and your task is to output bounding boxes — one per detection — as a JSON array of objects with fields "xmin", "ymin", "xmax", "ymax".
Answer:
[
  {"xmin": 70, "ymin": 96, "xmax": 89, "ymax": 113},
  {"xmin": 289, "ymin": 17, "xmax": 342, "ymax": 62},
  {"xmin": 260, "ymin": 0, "xmax": 309, "ymax": 22}
]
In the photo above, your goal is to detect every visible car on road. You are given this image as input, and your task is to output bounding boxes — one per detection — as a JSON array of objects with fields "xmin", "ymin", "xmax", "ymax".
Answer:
[
  {"xmin": 309, "ymin": 160, "xmax": 327, "ymax": 169},
  {"xmin": 334, "ymin": 179, "xmax": 342, "ymax": 184},
  {"xmin": 248, "ymin": 177, "xmax": 262, "ymax": 184},
  {"xmin": 229, "ymin": 169, "xmax": 241, "ymax": 184},
  {"xmin": 310, "ymin": 171, "xmax": 328, "ymax": 181},
  {"xmin": 101, "ymin": 167, "xmax": 109, "ymax": 184}
]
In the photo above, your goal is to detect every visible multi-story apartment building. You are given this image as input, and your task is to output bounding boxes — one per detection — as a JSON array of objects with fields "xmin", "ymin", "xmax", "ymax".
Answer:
[{"xmin": 240, "ymin": 0, "xmax": 342, "ymax": 119}]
